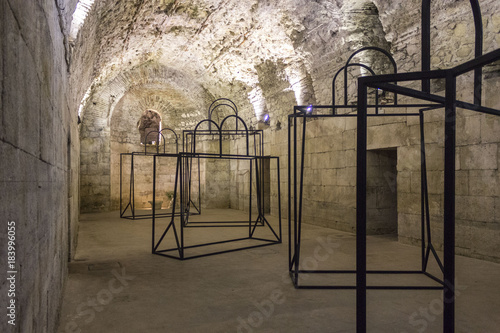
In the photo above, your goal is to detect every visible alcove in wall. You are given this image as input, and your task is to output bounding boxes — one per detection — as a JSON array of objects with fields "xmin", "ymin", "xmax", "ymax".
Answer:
[{"xmin": 366, "ymin": 148, "xmax": 398, "ymax": 235}]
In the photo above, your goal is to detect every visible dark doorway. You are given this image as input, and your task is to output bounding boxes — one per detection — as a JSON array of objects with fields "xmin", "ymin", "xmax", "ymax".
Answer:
[{"xmin": 366, "ymin": 148, "xmax": 398, "ymax": 234}]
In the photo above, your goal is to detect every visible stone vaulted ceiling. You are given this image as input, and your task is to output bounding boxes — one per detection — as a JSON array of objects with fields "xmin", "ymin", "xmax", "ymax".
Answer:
[
  {"xmin": 73, "ymin": 0, "xmax": 500, "ymax": 129},
  {"xmin": 72, "ymin": 0, "xmax": 353, "ymax": 126}
]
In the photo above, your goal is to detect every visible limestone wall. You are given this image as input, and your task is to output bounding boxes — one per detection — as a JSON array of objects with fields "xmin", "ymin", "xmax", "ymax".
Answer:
[{"xmin": 0, "ymin": 0, "xmax": 80, "ymax": 332}]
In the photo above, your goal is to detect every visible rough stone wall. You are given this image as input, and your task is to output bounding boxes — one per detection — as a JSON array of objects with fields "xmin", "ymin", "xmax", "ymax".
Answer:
[
  {"xmin": 282, "ymin": 113, "xmax": 407, "ymax": 235},
  {"xmin": 398, "ymin": 76, "xmax": 500, "ymax": 262},
  {"xmin": 0, "ymin": 1, "xmax": 80, "ymax": 332}
]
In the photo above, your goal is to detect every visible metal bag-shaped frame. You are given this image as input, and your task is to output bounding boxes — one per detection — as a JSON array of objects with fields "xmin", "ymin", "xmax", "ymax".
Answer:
[{"xmin": 152, "ymin": 114, "xmax": 282, "ymax": 259}]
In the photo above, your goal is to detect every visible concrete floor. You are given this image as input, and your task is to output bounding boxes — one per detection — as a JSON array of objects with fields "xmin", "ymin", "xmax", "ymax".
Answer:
[{"xmin": 57, "ymin": 209, "xmax": 500, "ymax": 333}]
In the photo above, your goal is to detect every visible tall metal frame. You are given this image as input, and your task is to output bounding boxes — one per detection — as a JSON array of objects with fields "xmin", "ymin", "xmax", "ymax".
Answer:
[
  {"xmin": 355, "ymin": 2, "xmax": 494, "ymax": 331},
  {"xmin": 356, "ymin": 48, "xmax": 500, "ymax": 333},
  {"xmin": 152, "ymin": 115, "xmax": 282, "ymax": 259},
  {"xmin": 289, "ymin": 47, "xmax": 444, "ymax": 291},
  {"xmin": 289, "ymin": 1, "xmax": 499, "ymax": 331}
]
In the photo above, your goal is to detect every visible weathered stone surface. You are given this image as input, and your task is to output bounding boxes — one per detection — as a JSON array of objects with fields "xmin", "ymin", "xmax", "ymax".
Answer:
[
  {"xmin": 1, "ymin": 1, "xmax": 79, "ymax": 333},
  {"xmin": 459, "ymin": 143, "xmax": 498, "ymax": 170}
]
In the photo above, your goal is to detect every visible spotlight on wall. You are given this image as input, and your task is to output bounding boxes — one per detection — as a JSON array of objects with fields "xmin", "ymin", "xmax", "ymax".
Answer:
[
  {"xmin": 306, "ymin": 104, "xmax": 313, "ymax": 114},
  {"xmin": 258, "ymin": 113, "xmax": 270, "ymax": 129}
]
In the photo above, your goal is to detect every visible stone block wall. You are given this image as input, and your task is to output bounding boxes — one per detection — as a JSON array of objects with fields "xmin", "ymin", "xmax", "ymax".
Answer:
[
  {"xmin": 0, "ymin": 1, "xmax": 80, "ymax": 332},
  {"xmin": 397, "ymin": 75, "xmax": 500, "ymax": 261},
  {"xmin": 228, "ymin": 135, "xmax": 276, "ymax": 215}
]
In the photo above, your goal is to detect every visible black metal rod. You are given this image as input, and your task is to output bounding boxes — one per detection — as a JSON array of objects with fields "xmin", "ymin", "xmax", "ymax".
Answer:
[
  {"xmin": 255, "ymin": 158, "xmax": 262, "ymax": 223},
  {"xmin": 429, "ymin": 243, "xmax": 444, "ymax": 273},
  {"xmin": 131, "ymin": 154, "xmax": 135, "ymax": 219},
  {"xmin": 288, "ymin": 114, "xmax": 293, "ymax": 271},
  {"xmin": 277, "ymin": 157, "xmax": 282, "ymax": 243},
  {"xmin": 154, "ymin": 219, "xmax": 173, "ymax": 252},
  {"xmin": 294, "ymin": 104, "xmax": 438, "ymax": 110},
  {"xmin": 370, "ymin": 82, "xmax": 500, "ymax": 116},
  {"xmin": 198, "ymin": 157, "xmax": 201, "ymax": 213},
  {"xmin": 470, "ymin": 0, "xmax": 483, "ymax": 105},
  {"xmin": 356, "ymin": 77, "xmax": 368, "ymax": 333},
  {"xmin": 296, "ymin": 112, "xmax": 308, "ymax": 287},
  {"xmin": 421, "ymin": 0, "xmax": 431, "ymax": 93},
  {"xmin": 207, "ymin": 98, "xmax": 238, "ymax": 131},
  {"xmin": 419, "ymin": 111, "xmax": 427, "ymax": 272},
  {"xmin": 152, "ymin": 155, "xmax": 157, "ymax": 253},
  {"xmin": 220, "ymin": 115, "xmax": 250, "ymax": 155},
  {"xmin": 420, "ymin": 110, "xmax": 437, "ymax": 273},
  {"xmin": 443, "ymin": 72, "xmax": 457, "ymax": 332},
  {"xmin": 250, "ymin": 159, "xmax": 260, "ymax": 238},
  {"xmin": 156, "ymin": 236, "xmax": 279, "ymax": 253},
  {"xmin": 249, "ymin": 159, "xmax": 253, "ymax": 237},
  {"xmin": 120, "ymin": 154, "xmax": 123, "ymax": 215},
  {"xmin": 344, "ymin": 46, "xmax": 398, "ymax": 106},
  {"xmin": 293, "ymin": 112, "xmax": 299, "ymax": 282}
]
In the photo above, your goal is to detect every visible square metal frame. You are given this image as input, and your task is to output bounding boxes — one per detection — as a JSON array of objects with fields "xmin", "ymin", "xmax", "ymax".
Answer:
[{"xmin": 152, "ymin": 152, "xmax": 282, "ymax": 260}]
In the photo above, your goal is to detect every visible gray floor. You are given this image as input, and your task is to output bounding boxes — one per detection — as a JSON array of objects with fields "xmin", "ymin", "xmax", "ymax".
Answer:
[{"xmin": 57, "ymin": 209, "xmax": 500, "ymax": 333}]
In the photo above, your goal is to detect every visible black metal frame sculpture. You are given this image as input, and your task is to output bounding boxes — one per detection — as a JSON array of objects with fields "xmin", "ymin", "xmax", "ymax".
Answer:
[
  {"xmin": 181, "ymin": 122, "xmax": 266, "ymax": 224},
  {"xmin": 289, "ymin": 46, "xmax": 444, "ymax": 290},
  {"xmin": 119, "ymin": 128, "xmax": 180, "ymax": 219},
  {"xmin": 355, "ymin": 2, "xmax": 498, "ymax": 331},
  {"xmin": 289, "ymin": 1, "xmax": 500, "ymax": 332},
  {"xmin": 152, "ymin": 114, "xmax": 282, "ymax": 259},
  {"xmin": 356, "ymin": 48, "xmax": 500, "ymax": 333}
]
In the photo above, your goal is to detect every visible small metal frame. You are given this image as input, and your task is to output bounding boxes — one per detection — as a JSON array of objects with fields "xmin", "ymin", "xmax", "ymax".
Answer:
[
  {"xmin": 152, "ymin": 114, "xmax": 282, "ymax": 259},
  {"xmin": 181, "ymin": 116, "xmax": 266, "ymax": 223},
  {"xmin": 119, "ymin": 128, "xmax": 182, "ymax": 220}
]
